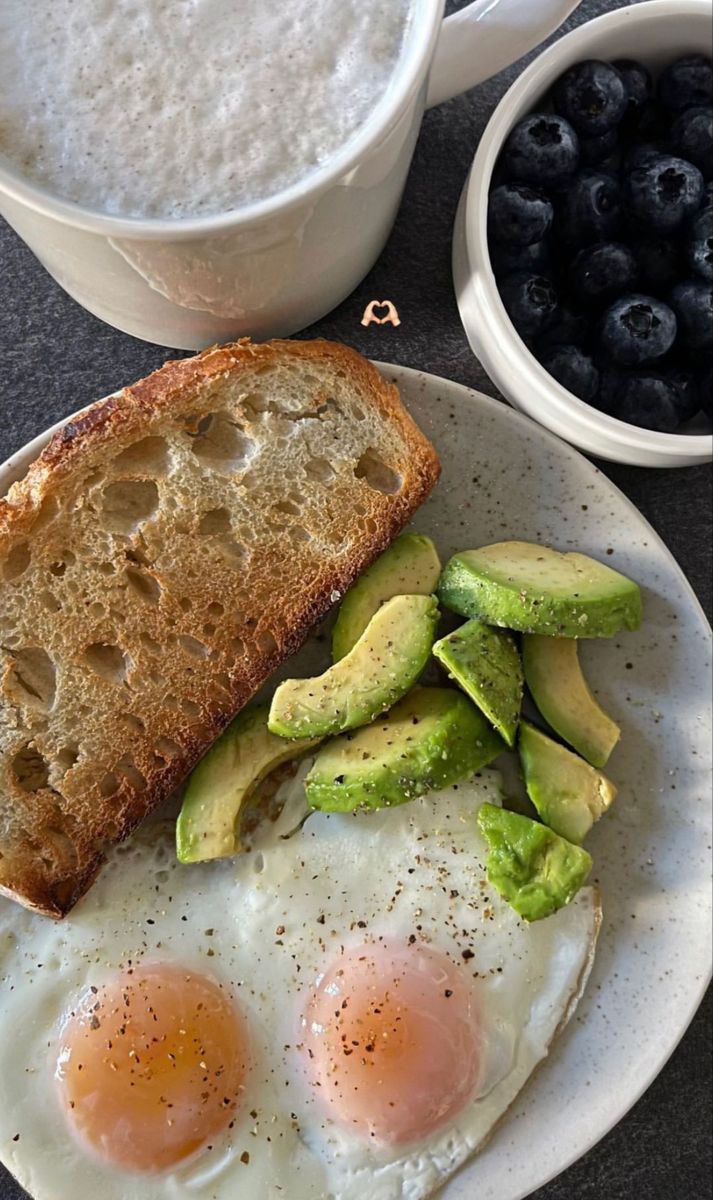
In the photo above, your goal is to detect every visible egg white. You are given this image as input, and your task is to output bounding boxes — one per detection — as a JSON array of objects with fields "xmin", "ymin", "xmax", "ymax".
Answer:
[{"xmin": 0, "ymin": 764, "xmax": 599, "ymax": 1200}]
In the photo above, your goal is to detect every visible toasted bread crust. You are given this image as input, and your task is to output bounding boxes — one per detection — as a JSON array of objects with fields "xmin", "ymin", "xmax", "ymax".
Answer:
[{"xmin": 0, "ymin": 339, "xmax": 440, "ymax": 916}]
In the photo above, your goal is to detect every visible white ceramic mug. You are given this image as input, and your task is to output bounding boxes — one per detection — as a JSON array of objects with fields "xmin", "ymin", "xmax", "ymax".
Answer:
[{"xmin": 0, "ymin": 0, "xmax": 580, "ymax": 349}]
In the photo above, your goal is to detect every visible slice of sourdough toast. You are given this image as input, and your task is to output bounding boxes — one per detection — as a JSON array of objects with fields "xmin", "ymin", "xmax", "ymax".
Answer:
[{"xmin": 0, "ymin": 339, "xmax": 439, "ymax": 917}]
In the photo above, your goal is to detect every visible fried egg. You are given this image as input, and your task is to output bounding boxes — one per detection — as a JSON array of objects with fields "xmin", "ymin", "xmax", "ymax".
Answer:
[{"xmin": 0, "ymin": 765, "xmax": 599, "ymax": 1200}]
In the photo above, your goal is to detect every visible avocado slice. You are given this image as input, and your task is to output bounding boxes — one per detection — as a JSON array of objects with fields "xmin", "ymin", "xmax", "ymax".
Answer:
[
  {"xmin": 523, "ymin": 635, "xmax": 620, "ymax": 768},
  {"xmin": 176, "ymin": 705, "xmax": 320, "ymax": 863},
  {"xmin": 477, "ymin": 802, "xmax": 592, "ymax": 921},
  {"xmin": 438, "ymin": 541, "xmax": 642, "ymax": 637},
  {"xmin": 518, "ymin": 720, "xmax": 616, "ymax": 844},
  {"xmin": 332, "ymin": 533, "xmax": 441, "ymax": 661},
  {"xmin": 268, "ymin": 593, "xmax": 439, "ymax": 739},
  {"xmin": 433, "ymin": 618, "xmax": 523, "ymax": 746},
  {"xmin": 305, "ymin": 686, "xmax": 504, "ymax": 812}
]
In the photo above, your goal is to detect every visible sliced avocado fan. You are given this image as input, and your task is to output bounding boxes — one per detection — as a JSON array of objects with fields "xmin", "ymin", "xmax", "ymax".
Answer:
[
  {"xmin": 523, "ymin": 635, "xmax": 620, "ymax": 767},
  {"xmin": 269, "ymin": 593, "xmax": 439, "ymax": 739},
  {"xmin": 176, "ymin": 705, "xmax": 320, "ymax": 863},
  {"xmin": 433, "ymin": 618, "xmax": 523, "ymax": 746},
  {"xmin": 477, "ymin": 802, "xmax": 592, "ymax": 922},
  {"xmin": 519, "ymin": 720, "xmax": 616, "ymax": 844},
  {"xmin": 438, "ymin": 541, "xmax": 642, "ymax": 637},
  {"xmin": 305, "ymin": 686, "xmax": 504, "ymax": 812},
  {"xmin": 332, "ymin": 533, "xmax": 441, "ymax": 661}
]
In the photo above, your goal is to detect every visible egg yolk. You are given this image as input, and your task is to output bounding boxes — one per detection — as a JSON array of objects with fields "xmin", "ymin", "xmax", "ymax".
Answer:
[
  {"xmin": 302, "ymin": 941, "xmax": 482, "ymax": 1145},
  {"xmin": 55, "ymin": 963, "xmax": 249, "ymax": 1174}
]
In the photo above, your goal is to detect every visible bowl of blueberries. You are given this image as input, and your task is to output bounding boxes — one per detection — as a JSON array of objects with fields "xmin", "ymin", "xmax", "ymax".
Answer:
[{"xmin": 453, "ymin": 0, "xmax": 712, "ymax": 466}]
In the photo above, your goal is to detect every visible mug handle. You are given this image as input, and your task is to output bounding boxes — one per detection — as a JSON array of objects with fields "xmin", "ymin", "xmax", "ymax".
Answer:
[{"xmin": 426, "ymin": 0, "xmax": 581, "ymax": 108}]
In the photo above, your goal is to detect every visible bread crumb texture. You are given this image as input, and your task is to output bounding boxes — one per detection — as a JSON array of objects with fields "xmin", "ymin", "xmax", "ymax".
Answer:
[{"xmin": 0, "ymin": 339, "xmax": 440, "ymax": 916}]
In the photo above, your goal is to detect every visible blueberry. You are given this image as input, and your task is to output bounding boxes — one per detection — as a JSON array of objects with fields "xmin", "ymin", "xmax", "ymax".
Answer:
[
  {"xmin": 579, "ymin": 127, "xmax": 619, "ymax": 165},
  {"xmin": 488, "ymin": 183, "xmax": 554, "ymax": 246},
  {"xmin": 553, "ymin": 60, "xmax": 628, "ymax": 135},
  {"xmin": 539, "ymin": 344, "xmax": 600, "ymax": 402},
  {"xmin": 490, "ymin": 238, "xmax": 550, "ymax": 277},
  {"xmin": 537, "ymin": 305, "xmax": 589, "ymax": 350},
  {"xmin": 557, "ymin": 169, "xmax": 622, "ymax": 246},
  {"xmin": 624, "ymin": 154, "xmax": 704, "ymax": 232},
  {"xmin": 570, "ymin": 242, "xmax": 639, "ymax": 305},
  {"xmin": 600, "ymin": 294, "xmax": 677, "ymax": 365},
  {"xmin": 688, "ymin": 208, "xmax": 713, "ymax": 280},
  {"xmin": 502, "ymin": 113, "xmax": 580, "ymax": 187},
  {"xmin": 499, "ymin": 273, "xmax": 559, "ymax": 341},
  {"xmin": 670, "ymin": 279, "xmax": 713, "ymax": 350},
  {"xmin": 614, "ymin": 59, "xmax": 653, "ymax": 124},
  {"xmin": 658, "ymin": 54, "xmax": 713, "ymax": 112},
  {"xmin": 632, "ymin": 235, "xmax": 683, "ymax": 292},
  {"xmin": 670, "ymin": 106, "xmax": 713, "ymax": 178},
  {"xmin": 614, "ymin": 372, "xmax": 681, "ymax": 432},
  {"xmin": 663, "ymin": 365, "xmax": 703, "ymax": 422}
]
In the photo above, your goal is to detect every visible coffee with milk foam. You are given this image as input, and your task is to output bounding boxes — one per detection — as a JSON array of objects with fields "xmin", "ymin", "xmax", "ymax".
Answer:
[{"xmin": 0, "ymin": 0, "xmax": 414, "ymax": 219}]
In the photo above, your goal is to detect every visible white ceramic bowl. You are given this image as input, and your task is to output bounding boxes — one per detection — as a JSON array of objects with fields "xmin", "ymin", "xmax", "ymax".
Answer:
[{"xmin": 453, "ymin": 0, "xmax": 713, "ymax": 467}]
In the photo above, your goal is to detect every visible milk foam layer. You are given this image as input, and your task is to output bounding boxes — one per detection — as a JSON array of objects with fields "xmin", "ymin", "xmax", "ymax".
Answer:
[{"xmin": 0, "ymin": 0, "xmax": 413, "ymax": 219}]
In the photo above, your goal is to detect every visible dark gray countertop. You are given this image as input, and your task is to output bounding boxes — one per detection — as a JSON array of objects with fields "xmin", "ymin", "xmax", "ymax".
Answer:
[{"xmin": 0, "ymin": 1, "xmax": 711, "ymax": 1197}]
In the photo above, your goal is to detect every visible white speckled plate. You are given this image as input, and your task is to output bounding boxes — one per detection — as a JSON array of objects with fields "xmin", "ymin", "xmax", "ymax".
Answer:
[{"xmin": 0, "ymin": 364, "xmax": 711, "ymax": 1200}]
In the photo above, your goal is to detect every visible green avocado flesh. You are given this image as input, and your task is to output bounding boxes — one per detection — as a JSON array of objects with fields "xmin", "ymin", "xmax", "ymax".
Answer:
[
  {"xmin": 438, "ymin": 541, "xmax": 642, "ymax": 638},
  {"xmin": 268, "ymin": 593, "xmax": 439, "ymax": 739},
  {"xmin": 523, "ymin": 635, "xmax": 620, "ymax": 768},
  {"xmin": 176, "ymin": 706, "xmax": 319, "ymax": 863},
  {"xmin": 433, "ymin": 618, "xmax": 523, "ymax": 746},
  {"xmin": 477, "ymin": 802, "xmax": 592, "ymax": 921},
  {"xmin": 332, "ymin": 533, "xmax": 441, "ymax": 661},
  {"xmin": 518, "ymin": 720, "xmax": 616, "ymax": 844},
  {"xmin": 305, "ymin": 686, "xmax": 505, "ymax": 812}
]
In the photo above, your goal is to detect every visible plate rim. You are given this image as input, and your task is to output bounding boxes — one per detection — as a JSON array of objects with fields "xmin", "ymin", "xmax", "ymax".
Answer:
[{"xmin": 0, "ymin": 361, "xmax": 710, "ymax": 1200}]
